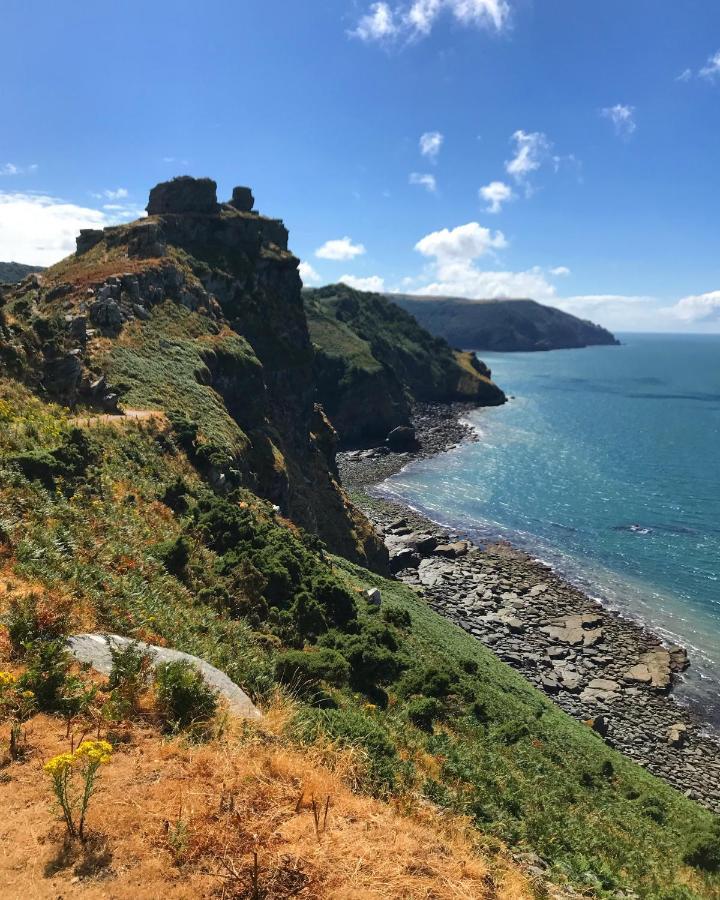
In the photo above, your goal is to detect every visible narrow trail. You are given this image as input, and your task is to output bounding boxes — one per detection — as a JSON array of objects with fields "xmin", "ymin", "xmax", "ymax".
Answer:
[{"xmin": 69, "ymin": 408, "xmax": 168, "ymax": 429}]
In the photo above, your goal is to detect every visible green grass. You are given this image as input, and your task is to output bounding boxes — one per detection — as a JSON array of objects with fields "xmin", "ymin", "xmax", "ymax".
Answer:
[{"xmin": 0, "ymin": 381, "xmax": 718, "ymax": 898}]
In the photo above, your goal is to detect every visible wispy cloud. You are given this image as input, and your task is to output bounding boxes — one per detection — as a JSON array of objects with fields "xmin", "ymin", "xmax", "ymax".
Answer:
[
  {"xmin": 419, "ymin": 131, "xmax": 444, "ymax": 162},
  {"xmin": 409, "ymin": 172, "xmax": 437, "ymax": 192},
  {"xmin": 351, "ymin": 0, "xmax": 510, "ymax": 45},
  {"xmin": 601, "ymin": 104, "xmax": 636, "ymax": 138},
  {"xmin": 91, "ymin": 187, "xmax": 129, "ymax": 201},
  {"xmin": 699, "ymin": 49, "xmax": 720, "ymax": 81},
  {"xmin": 315, "ymin": 236, "xmax": 366, "ymax": 260},
  {"xmin": 505, "ymin": 130, "xmax": 551, "ymax": 186},
  {"xmin": 1, "ymin": 162, "xmax": 38, "ymax": 176},
  {"xmin": 479, "ymin": 180, "xmax": 513, "ymax": 213}
]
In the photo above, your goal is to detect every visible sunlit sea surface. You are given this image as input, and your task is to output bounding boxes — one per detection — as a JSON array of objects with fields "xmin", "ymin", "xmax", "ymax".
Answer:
[{"xmin": 379, "ymin": 334, "xmax": 720, "ymax": 722}]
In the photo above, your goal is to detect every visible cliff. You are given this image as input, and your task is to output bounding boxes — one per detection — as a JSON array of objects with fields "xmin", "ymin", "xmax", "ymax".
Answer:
[
  {"xmin": 305, "ymin": 284, "xmax": 505, "ymax": 445},
  {"xmin": 0, "ymin": 177, "xmax": 385, "ymax": 569},
  {"xmin": 392, "ymin": 295, "xmax": 620, "ymax": 352}
]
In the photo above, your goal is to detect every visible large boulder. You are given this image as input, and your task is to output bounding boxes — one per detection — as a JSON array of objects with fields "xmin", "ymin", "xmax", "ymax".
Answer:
[
  {"xmin": 386, "ymin": 425, "xmax": 417, "ymax": 451},
  {"xmin": 146, "ymin": 176, "xmax": 219, "ymax": 215}
]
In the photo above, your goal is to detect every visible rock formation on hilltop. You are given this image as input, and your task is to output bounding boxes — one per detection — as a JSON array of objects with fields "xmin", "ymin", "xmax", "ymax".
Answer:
[
  {"xmin": 0, "ymin": 176, "xmax": 385, "ymax": 569},
  {"xmin": 392, "ymin": 295, "xmax": 620, "ymax": 352}
]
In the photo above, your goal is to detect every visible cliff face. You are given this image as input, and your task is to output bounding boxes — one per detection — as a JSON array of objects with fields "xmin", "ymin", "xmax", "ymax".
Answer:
[
  {"xmin": 0, "ymin": 177, "xmax": 385, "ymax": 570},
  {"xmin": 305, "ymin": 284, "xmax": 506, "ymax": 445},
  {"xmin": 392, "ymin": 296, "xmax": 620, "ymax": 352}
]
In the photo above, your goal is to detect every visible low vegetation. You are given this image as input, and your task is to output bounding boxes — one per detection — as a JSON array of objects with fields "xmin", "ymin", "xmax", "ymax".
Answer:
[{"xmin": 0, "ymin": 377, "xmax": 718, "ymax": 898}]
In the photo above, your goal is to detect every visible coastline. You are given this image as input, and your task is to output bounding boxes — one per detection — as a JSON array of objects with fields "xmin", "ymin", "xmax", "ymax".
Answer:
[{"xmin": 340, "ymin": 401, "xmax": 720, "ymax": 811}]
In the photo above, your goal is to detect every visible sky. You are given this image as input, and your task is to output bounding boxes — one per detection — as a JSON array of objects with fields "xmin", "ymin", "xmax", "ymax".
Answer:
[{"xmin": 1, "ymin": 0, "xmax": 720, "ymax": 333}]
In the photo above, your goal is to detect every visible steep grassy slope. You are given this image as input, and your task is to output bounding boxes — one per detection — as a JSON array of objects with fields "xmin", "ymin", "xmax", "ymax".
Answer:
[
  {"xmin": 305, "ymin": 284, "xmax": 505, "ymax": 444},
  {"xmin": 393, "ymin": 295, "xmax": 620, "ymax": 352},
  {"xmin": 0, "ymin": 379, "xmax": 718, "ymax": 898}
]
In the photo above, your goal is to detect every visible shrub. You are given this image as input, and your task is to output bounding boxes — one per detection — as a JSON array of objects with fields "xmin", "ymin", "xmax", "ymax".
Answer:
[
  {"xmin": 155, "ymin": 660, "xmax": 218, "ymax": 735},
  {"xmin": 153, "ymin": 535, "xmax": 191, "ymax": 577},
  {"xmin": 4, "ymin": 592, "xmax": 69, "ymax": 656},
  {"xmin": 105, "ymin": 639, "xmax": 153, "ymax": 720},
  {"xmin": 685, "ymin": 820, "xmax": 720, "ymax": 872},
  {"xmin": 398, "ymin": 663, "xmax": 461, "ymax": 700},
  {"xmin": 275, "ymin": 648, "xmax": 350, "ymax": 689},
  {"xmin": 17, "ymin": 639, "xmax": 72, "ymax": 711},
  {"xmin": 382, "ymin": 607, "xmax": 411, "ymax": 629},
  {"xmin": 406, "ymin": 697, "xmax": 442, "ymax": 731}
]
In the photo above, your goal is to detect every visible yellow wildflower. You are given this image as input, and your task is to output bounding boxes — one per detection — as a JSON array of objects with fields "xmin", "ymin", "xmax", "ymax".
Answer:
[
  {"xmin": 0, "ymin": 671, "xmax": 16, "ymax": 688},
  {"xmin": 44, "ymin": 752, "xmax": 74, "ymax": 777},
  {"xmin": 21, "ymin": 690, "xmax": 35, "ymax": 699},
  {"xmin": 74, "ymin": 739, "xmax": 113, "ymax": 765}
]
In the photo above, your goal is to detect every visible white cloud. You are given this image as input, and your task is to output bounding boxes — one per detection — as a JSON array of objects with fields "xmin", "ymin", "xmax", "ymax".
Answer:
[
  {"xmin": 1, "ymin": 163, "xmax": 38, "ymax": 176},
  {"xmin": 700, "ymin": 50, "xmax": 720, "ymax": 81},
  {"xmin": 419, "ymin": 131, "xmax": 444, "ymax": 162},
  {"xmin": 352, "ymin": 0, "xmax": 510, "ymax": 44},
  {"xmin": 0, "ymin": 191, "xmax": 140, "ymax": 266},
  {"xmin": 479, "ymin": 180, "xmax": 513, "ymax": 213},
  {"xmin": 105, "ymin": 187, "xmax": 129, "ymax": 201},
  {"xmin": 601, "ymin": 104, "xmax": 636, "ymax": 138},
  {"xmin": 352, "ymin": 2, "xmax": 399, "ymax": 41},
  {"xmin": 339, "ymin": 273, "xmax": 386, "ymax": 292},
  {"xmin": 505, "ymin": 130, "xmax": 551, "ymax": 183},
  {"xmin": 298, "ymin": 261, "xmax": 322, "ymax": 286},
  {"xmin": 550, "ymin": 266, "xmax": 570, "ymax": 276},
  {"xmin": 409, "ymin": 172, "xmax": 437, "ymax": 192},
  {"xmin": 415, "ymin": 221, "xmax": 507, "ymax": 262},
  {"xmin": 677, "ymin": 68, "xmax": 693, "ymax": 83},
  {"xmin": 315, "ymin": 236, "xmax": 366, "ymax": 260},
  {"xmin": 669, "ymin": 290, "xmax": 720, "ymax": 323}
]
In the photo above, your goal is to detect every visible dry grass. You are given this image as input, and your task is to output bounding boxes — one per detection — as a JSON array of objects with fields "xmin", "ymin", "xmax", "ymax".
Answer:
[{"xmin": 0, "ymin": 697, "xmax": 537, "ymax": 900}]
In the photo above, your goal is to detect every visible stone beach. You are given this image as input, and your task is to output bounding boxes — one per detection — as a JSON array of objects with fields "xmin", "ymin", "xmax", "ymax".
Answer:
[{"xmin": 340, "ymin": 401, "xmax": 720, "ymax": 812}]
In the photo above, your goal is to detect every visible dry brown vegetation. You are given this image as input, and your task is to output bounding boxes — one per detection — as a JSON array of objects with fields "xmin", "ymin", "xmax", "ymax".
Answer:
[{"xmin": 0, "ymin": 701, "xmax": 536, "ymax": 899}]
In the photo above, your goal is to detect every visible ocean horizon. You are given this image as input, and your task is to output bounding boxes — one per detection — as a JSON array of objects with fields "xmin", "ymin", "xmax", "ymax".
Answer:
[{"xmin": 379, "ymin": 332, "xmax": 720, "ymax": 723}]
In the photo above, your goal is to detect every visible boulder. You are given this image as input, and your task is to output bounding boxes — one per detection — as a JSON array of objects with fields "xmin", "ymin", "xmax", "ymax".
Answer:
[
  {"xmin": 434, "ymin": 541, "xmax": 470, "ymax": 559},
  {"xmin": 228, "ymin": 185, "xmax": 255, "ymax": 212},
  {"xmin": 389, "ymin": 547, "xmax": 421, "ymax": 572},
  {"xmin": 146, "ymin": 176, "xmax": 219, "ymax": 216},
  {"xmin": 385, "ymin": 425, "xmax": 417, "ymax": 451},
  {"xmin": 624, "ymin": 648, "xmax": 673, "ymax": 692},
  {"xmin": 76, "ymin": 228, "xmax": 104, "ymax": 255},
  {"xmin": 666, "ymin": 722, "xmax": 689, "ymax": 748},
  {"xmin": 366, "ymin": 587, "xmax": 382, "ymax": 606},
  {"xmin": 586, "ymin": 715, "xmax": 609, "ymax": 737}
]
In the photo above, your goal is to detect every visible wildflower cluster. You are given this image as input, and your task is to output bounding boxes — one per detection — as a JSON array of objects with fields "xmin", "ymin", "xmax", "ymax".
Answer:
[{"xmin": 44, "ymin": 740, "xmax": 113, "ymax": 840}]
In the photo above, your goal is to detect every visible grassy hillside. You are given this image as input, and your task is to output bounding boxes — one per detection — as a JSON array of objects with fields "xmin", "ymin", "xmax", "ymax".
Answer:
[
  {"xmin": 305, "ymin": 284, "xmax": 505, "ymax": 444},
  {"xmin": 0, "ymin": 379, "xmax": 718, "ymax": 898},
  {"xmin": 392, "ymin": 295, "xmax": 620, "ymax": 352},
  {"xmin": 0, "ymin": 261, "xmax": 44, "ymax": 284}
]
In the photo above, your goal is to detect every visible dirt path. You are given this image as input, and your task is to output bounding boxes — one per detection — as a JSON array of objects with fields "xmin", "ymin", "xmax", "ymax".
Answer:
[{"xmin": 69, "ymin": 409, "xmax": 167, "ymax": 429}]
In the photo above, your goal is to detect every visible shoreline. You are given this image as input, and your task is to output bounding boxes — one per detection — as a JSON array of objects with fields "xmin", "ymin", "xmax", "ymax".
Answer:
[{"xmin": 340, "ymin": 401, "xmax": 720, "ymax": 811}]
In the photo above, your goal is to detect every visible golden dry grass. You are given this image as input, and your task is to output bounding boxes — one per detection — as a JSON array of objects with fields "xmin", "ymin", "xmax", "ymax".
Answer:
[{"xmin": 0, "ymin": 699, "xmax": 537, "ymax": 900}]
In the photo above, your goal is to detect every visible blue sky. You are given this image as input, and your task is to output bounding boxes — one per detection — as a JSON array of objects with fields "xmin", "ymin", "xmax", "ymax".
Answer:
[{"xmin": 2, "ymin": 0, "xmax": 720, "ymax": 332}]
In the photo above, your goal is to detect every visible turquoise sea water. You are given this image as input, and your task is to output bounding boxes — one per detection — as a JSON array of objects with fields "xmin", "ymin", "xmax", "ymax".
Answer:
[{"xmin": 379, "ymin": 334, "xmax": 720, "ymax": 719}]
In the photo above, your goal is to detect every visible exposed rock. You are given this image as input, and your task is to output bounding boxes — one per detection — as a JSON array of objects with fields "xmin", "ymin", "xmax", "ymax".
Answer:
[
  {"xmin": 666, "ymin": 723, "xmax": 689, "ymax": 748},
  {"xmin": 76, "ymin": 229, "xmax": 104, "ymax": 255},
  {"xmin": 228, "ymin": 185, "xmax": 255, "ymax": 212},
  {"xmin": 366, "ymin": 587, "xmax": 382, "ymax": 606},
  {"xmin": 386, "ymin": 425, "xmax": 418, "ymax": 451},
  {"xmin": 389, "ymin": 547, "xmax": 421, "ymax": 572},
  {"xmin": 625, "ymin": 648, "xmax": 673, "ymax": 692},
  {"xmin": 586, "ymin": 715, "xmax": 610, "ymax": 737},
  {"xmin": 146, "ymin": 175, "xmax": 219, "ymax": 216},
  {"xmin": 435, "ymin": 541, "xmax": 470, "ymax": 559}
]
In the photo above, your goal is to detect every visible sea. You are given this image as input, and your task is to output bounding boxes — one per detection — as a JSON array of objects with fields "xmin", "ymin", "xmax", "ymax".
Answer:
[{"xmin": 378, "ymin": 333, "xmax": 720, "ymax": 722}]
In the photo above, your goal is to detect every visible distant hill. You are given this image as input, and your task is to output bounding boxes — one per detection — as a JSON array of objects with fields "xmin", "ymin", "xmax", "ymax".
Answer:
[
  {"xmin": 305, "ymin": 284, "xmax": 505, "ymax": 445},
  {"xmin": 391, "ymin": 295, "xmax": 619, "ymax": 352},
  {"xmin": 0, "ymin": 261, "xmax": 44, "ymax": 283}
]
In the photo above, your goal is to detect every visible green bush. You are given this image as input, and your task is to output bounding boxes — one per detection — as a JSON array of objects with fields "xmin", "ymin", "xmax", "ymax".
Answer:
[
  {"xmin": 406, "ymin": 696, "xmax": 442, "ymax": 731},
  {"xmin": 275, "ymin": 648, "xmax": 350, "ymax": 689},
  {"xmin": 105, "ymin": 639, "xmax": 153, "ymax": 720},
  {"xmin": 154, "ymin": 660, "xmax": 219, "ymax": 735},
  {"xmin": 18, "ymin": 639, "xmax": 72, "ymax": 711},
  {"xmin": 685, "ymin": 820, "xmax": 720, "ymax": 872},
  {"xmin": 153, "ymin": 535, "xmax": 191, "ymax": 577},
  {"xmin": 397, "ymin": 663, "xmax": 461, "ymax": 699}
]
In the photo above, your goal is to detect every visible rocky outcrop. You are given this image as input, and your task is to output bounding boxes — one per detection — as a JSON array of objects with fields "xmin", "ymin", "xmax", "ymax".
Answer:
[
  {"xmin": 146, "ymin": 175, "xmax": 220, "ymax": 215},
  {"xmin": 1, "ymin": 177, "xmax": 387, "ymax": 571},
  {"xmin": 392, "ymin": 295, "xmax": 620, "ymax": 352}
]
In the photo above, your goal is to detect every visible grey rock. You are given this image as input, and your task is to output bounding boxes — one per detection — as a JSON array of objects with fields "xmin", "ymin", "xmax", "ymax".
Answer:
[
  {"xmin": 366, "ymin": 587, "xmax": 382, "ymax": 606},
  {"xmin": 147, "ymin": 176, "xmax": 219, "ymax": 215},
  {"xmin": 228, "ymin": 186, "xmax": 255, "ymax": 212},
  {"xmin": 67, "ymin": 634, "xmax": 261, "ymax": 719}
]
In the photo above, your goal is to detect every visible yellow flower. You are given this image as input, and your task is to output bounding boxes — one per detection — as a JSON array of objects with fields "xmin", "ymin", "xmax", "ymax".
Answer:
[
  {"xmin": 0, "ymin": 671, "xmax": 17, "ymax": 688},
  {"xmin": 44, "ymin": 752, "xmax": 74, "ymax": 777},
  {"xmin": 74, "ymin": 740, "xmax": 113, "ymax": 765},
  {"xmin": 22, "ymin": 690, "xmax": 35, "ymax": 699}
]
